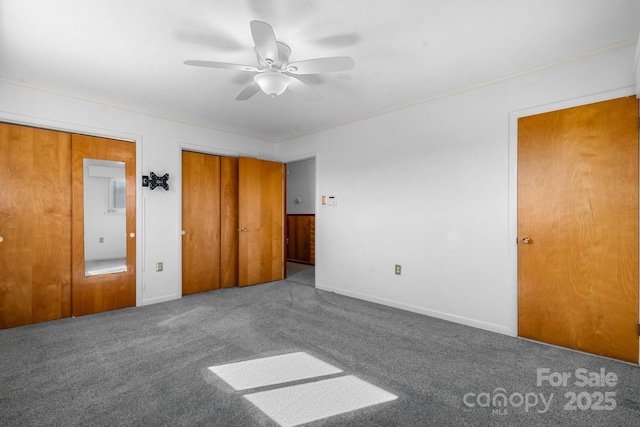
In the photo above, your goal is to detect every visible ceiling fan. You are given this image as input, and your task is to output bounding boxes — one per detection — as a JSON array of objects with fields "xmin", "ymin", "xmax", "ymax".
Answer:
[{"xmin": 184, "ymin": 20, "xmax": 355, "ymax": 101}]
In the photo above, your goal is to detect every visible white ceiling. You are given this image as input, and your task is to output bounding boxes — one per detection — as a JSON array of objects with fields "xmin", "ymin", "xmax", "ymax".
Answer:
[{"xmin": 1, "ymin": 0, "xmax": 639, "ymax": 142}]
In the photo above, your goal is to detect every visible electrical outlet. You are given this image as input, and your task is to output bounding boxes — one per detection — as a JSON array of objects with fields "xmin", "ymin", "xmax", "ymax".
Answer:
[
  {"xmin": 156, "ymin": 262, "xmax": 163, "ymax": 272},
  {"xmin": 395, "ymin": 264, "xmax": 402, "ymax": 275}
]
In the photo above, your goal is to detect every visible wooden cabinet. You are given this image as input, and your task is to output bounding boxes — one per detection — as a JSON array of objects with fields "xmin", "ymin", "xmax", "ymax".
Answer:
[{"xmin": 286, "ymin": 215, "xmax": 315, "ymax": 265}]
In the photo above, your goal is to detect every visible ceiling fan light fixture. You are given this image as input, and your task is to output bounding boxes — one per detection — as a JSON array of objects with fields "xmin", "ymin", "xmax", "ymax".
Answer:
[
  {"xmin": 254, "ymin": 72, "xmax": 293, "ymax": 98},
  {"xmin": 184, "ymin": 21, "xmax": 354, "ymax": 101}
]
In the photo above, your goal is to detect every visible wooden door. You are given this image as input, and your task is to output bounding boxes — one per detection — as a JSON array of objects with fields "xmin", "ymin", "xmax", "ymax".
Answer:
[
  {"xmin": 0, "ymin": 124, "xmax": 72, "ymax": 328},
  {"xmin": 238, "ymin": 157, "xmax": 284, "ymax": 287},
  {"xmin": 182, "ymin": 153, "xmax": 238, "ymax": 293},
  {"xmin": 220, "ymin": 156, "xmax": 239, "ymax": 288},
  {"xmin": 182, "ymin": 151, "xmax": 221, "ymax": 295},
  {"xmin": 518, "ymin": 96, "xmax": 638, "ymax": 363},
  {"xmin": 71, "ymin": 134, "xmax": 136, "ymax": 316}
]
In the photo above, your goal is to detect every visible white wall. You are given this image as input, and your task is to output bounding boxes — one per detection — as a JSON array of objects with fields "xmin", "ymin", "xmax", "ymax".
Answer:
[
  {"xmin": 277, "ymin": 44, "xmax": 638, "ymax": 336},
  {"xmin": 286, "ymin": 158, "xmax": 316, "ymax": 214},
  {"xmin": 0, "ymin": 81, "xmax": 276, "ymax": 306},
  {"xmin": 635, "ymin": 36, "xmax": 640, "ymax": 96}
]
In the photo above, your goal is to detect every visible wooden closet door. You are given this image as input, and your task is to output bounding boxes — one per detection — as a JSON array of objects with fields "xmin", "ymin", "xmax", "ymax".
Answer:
[
  {"xmin": 0, "ymin": 124, "xmax": 72, "ymax": 329},
  {"xmin": 238, "ymin": 157, "xmax": 284, "ymax": 287},
  {"xmin": 182, "ymin": 151, "xmax": 221, "ymax": 294},
  {"xmin": 518, "ymin": 96, "xmax": 638, "ymax": 362},
  {"xmin": 71, "ymin": 134, "xmax": 136, "ymax": 316},
  {"xmin": 182, "ymin": 153, "xmax": 239, "ymax": 294},
  {"xmin": 221, "ymin": 156, "xmax": 239, "ymax": 288}
]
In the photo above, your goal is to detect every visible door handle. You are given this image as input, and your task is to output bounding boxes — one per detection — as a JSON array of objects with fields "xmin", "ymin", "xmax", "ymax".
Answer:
[
  {"xmin": 238, "ymin": 227, "xmax": 248, "ymax": 232},
  {"xmin": 129, "ymin": 232, "xmax": 135, "ymax": 238},
  {"xmin": 521, "ymin": 237, "xmax": 531, "ymax": 244}
]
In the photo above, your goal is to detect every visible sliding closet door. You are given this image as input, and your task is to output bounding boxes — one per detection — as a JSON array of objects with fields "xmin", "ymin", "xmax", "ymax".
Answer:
[
  {"xmin": 182, "ymin": 151, "xmax": 222, "ymax": 294},
  {"xmin": 220, "ymin": 156, "xmax": 239, "ymax": 288},
  {"xmin": 0, "ymin": 124, "xmax": 72, "ymax": 328},
  {"xmin": 182, "ymin": 152, "xmax": 239, "ymax": 293},
  {"xmin": 238, "ymin": 157, "xmax": 284, "ymax": 287},
  {"xmin": 71, "ymin": 134, "xmax": 136, "ymax": 316}
]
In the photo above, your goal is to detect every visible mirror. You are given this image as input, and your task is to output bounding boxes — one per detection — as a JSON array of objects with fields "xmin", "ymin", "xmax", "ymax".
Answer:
[{"xmin": 83, "ymin": 159, "xmax": 127, "ymax": 276}]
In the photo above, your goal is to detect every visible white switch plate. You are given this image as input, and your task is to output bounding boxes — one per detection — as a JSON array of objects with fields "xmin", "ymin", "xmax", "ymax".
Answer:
[{"xmin": 327, "ymin": 195, "xmax": 338, "ymax": 206}]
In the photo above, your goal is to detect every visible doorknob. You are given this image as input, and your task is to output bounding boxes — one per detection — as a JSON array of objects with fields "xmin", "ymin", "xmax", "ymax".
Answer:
[
  {"xmin": 181, "ymin": 230, "xmax": 186, "ymax": 235},
  {"xmin": 238, "ymin": 227, "xmax": 248, "ymax": 232},
  {"xmin": 521, "ymin": 237, "xmax": 531, "ymax": 244},
  {"xmin": 129, "ymin": 232, "xmax": 135, "ymax": 238}
]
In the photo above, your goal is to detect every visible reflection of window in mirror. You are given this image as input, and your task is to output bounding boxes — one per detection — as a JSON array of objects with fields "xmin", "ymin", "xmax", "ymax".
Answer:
[{"xmin": 109, "ymin": 178, "xmax": 126, "ymax": 213}]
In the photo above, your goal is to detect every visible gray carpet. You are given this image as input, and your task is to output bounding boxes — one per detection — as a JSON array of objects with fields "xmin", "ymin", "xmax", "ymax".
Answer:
[
  {"xmin": 286, "ymin": 262, "xmax": 315, "ymax": 287},
  {"xmin": 1, "ymin": 279, "xmax": 639, "ymax": 426}
]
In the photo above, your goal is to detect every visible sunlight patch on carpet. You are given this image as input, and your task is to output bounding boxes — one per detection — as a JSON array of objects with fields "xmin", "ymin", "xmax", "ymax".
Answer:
[
  {"xmin": 244, "ymin": 375, "xmax": 398, "ymax": 427},
  {"xmin": 208, "ymin": 351, "xmax": 342, "ymax": 390},
  {"xmin": 209, "ymin": 352, "xmax": 397, "ymax": 426}
]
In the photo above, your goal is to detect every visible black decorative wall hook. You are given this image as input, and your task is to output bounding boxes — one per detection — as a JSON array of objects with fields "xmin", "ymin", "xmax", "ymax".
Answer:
[{"xmin": 142, "ymin": 172, "xmax": 169, "ymax": 191}]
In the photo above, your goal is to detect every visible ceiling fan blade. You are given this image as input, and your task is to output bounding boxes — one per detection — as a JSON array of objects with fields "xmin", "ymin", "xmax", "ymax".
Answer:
[
  {"xmin": 250, "ymin": 20, "xmax": 279, "ymax": 63},
  {"xmin": 184, "ymin": 60, "xmax": 259, "ymax": 72},
  {"xmin": 287, "ymin": 77, "xmax": 322, "ymax": 102},
  {"xmin": 235, "ymin": 82, "xmax": 261, "ymax": 101},
  {"xmin": 286, "ymin": 56, "xmax": 354, "ymax": 75}
]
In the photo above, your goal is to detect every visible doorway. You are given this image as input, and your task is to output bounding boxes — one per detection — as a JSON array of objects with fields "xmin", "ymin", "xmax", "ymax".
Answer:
[
  {"xmin": 517, "ymin": 96, "xmax": 638, "ymax": 363},
  {"xmin": 285, "ymin": 158, "xmax": 316, "ymax": 287}
]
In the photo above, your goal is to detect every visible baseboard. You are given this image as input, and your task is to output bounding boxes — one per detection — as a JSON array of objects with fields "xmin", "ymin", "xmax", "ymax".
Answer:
[
  {"xmin": 315, "ymin": 283, "xmax": 513, "ymax": 336},
  {"xmin": 142, "ymin": 294, "xmax": 180, "ymax": 306}
]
